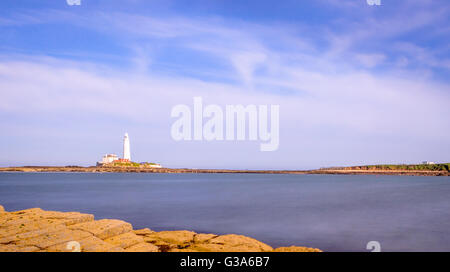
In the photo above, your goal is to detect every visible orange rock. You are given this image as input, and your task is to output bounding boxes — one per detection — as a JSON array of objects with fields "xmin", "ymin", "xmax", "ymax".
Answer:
[
  {"xmin": 68, "ymin": 219, "xmax": 132, "ymax": 240},
  {"xmin": 104, "ymin": 232, "xmax": 144, "ymax": 249},
  {"xmin": 125, "ymin": 242, "xmax": 159, "ymax": 252},
  {"xmin": 273, "ymin": 246, "xmax": 322, "ymax": 252},
  {"xmin": 0, "ymin": 206, "xmax": 322, "ymax": 252}
]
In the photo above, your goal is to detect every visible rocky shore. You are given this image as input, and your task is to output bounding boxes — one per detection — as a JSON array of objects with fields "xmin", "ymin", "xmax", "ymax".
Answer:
[
  {"xmin": 0, "ymin": 166, "xmax": 448, "ymax": 176},
  {"xmin": 0, "ymin": 205, "xmax": 321, "ymax": 252}
]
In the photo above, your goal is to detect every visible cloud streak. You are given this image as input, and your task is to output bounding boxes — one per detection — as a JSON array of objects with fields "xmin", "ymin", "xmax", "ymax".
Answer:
[{"xmin": 0, "ymin": 1, "xmax": 449, "ymax": 168}]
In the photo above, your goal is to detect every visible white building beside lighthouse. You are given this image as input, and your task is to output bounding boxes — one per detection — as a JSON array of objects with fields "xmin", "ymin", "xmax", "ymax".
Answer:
[
  {"xmin": 123, "ymin": 133, "xmax": 131, "ymax": 161},
  {"xmin": 97, "ymin": 154, "xmax": 119, "ymax": 166}
]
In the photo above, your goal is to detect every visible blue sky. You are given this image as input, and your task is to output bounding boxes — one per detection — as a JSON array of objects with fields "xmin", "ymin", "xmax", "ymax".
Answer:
[{"xmin": 0, "ymin": 0, "xmax": 449, "ymax": 169}]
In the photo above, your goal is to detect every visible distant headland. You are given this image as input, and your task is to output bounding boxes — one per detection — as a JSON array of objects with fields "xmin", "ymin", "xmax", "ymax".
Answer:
[
  {"xmin": 0, "ymin": 163, "xmax": 448, "ymax": 176},
  {"xmin": 4, "ymin": 132, "xmax": 440, "ymax": 176},
  {"xmin": 2, "ymin": 133, "xmax": 448, "ymax": 176}
]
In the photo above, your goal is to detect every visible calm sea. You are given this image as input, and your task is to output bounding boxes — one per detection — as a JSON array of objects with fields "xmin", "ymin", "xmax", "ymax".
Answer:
[{"xmin": 0, "ymin": 172, "xmax": 449, "ymax": 251}]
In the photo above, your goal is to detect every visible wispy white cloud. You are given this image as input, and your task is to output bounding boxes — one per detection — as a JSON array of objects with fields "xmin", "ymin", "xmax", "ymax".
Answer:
[
  {"xmin": 0, "ymin": 1, "xmax": 449, "ymax": 167},
  {"xmin": 0, "ymin": 53, "xmax": 448, "ymax": 167}
]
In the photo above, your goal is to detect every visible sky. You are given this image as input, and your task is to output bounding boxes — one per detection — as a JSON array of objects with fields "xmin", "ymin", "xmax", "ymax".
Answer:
[{"xmin": 0, "ymin": 0, "xmax": 449, "ymax": 169}]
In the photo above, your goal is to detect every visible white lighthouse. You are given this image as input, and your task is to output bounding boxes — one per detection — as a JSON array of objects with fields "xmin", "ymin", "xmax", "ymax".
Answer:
[{"xmin": 123, "ymin": 133, "xmax": 131, "ymax": 161}]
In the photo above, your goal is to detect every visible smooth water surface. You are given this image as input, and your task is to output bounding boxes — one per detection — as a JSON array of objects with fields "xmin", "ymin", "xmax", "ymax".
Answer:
[{"xmin": 0, "ymin": 173, "xmax": 449, "ymax": 251}]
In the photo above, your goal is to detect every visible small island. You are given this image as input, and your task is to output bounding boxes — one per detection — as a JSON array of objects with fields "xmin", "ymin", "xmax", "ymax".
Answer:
[{"xmin": 95, "ymin": 133, "xmax": 163, "ymax": 169}]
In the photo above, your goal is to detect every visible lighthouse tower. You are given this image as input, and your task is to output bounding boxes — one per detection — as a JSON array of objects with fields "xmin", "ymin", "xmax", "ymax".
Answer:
[{"xmin": 123, "ymin": 133, "xmax": 131, "ymax": 161}]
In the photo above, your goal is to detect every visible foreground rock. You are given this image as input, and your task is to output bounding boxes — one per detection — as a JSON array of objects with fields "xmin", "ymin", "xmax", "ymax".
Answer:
[{"xmin": 0, "ymin": 205, "xmax": 321, "ymax": 252}]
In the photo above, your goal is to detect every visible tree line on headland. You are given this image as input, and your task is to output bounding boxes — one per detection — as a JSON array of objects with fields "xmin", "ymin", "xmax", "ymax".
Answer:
[{"xmin": 321, "ymin": 163, "xmax": 450, "ymax": 172}]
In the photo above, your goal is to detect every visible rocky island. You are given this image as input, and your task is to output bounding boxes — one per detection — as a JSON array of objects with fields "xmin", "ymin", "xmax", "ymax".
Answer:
[{"xmin": 0, "ymin": 205, "xmax": 321, "ymax": 252}]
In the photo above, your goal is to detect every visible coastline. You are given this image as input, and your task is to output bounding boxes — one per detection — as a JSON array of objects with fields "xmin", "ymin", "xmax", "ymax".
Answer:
[
  {"xmin": 0, "ymin": 205, "xmax": 321, "ymax": 252},
  {"xmin": 0, "ymin": 166, "xmax": 448, "ymax": 176}
]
